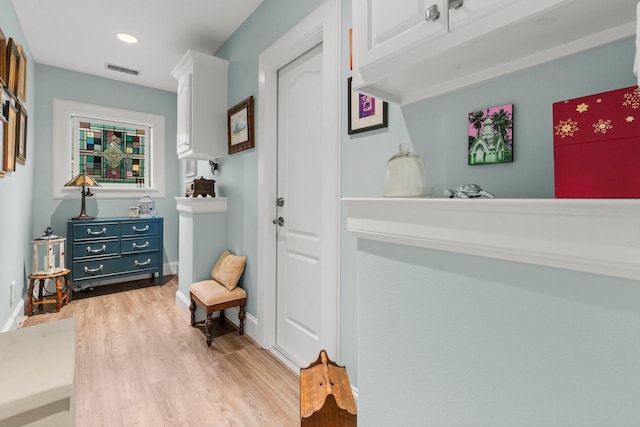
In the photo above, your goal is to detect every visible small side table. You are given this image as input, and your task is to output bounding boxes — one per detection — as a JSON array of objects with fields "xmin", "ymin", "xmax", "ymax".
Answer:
[{"xmin": 27, "ymin": 268, "xmax": 72, "ymax": 315}]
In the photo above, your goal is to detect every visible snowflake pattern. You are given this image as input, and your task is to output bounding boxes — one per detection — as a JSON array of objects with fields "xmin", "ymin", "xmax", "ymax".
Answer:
[
  {"xmin": 592, "ymin": 118, "xmax": 613, "ymax": 134},
  {"xmin": 622, "ymin": 87, "xmax": 640, "ymax": 109},
  {"xmin": 555, "ymin": 118, "xmax": 579, "ymax": 139}
]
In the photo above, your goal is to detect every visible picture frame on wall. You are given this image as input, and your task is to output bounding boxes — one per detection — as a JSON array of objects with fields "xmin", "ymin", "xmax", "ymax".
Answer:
[
  {"xmin": 16, "ymin": 100, "xmax": 27, "ymax": 164},
  {"xmin": 0, "ymin": 98, "xmax": 6, "ymax": 178},
  {"xmin": 347, "ymin": 77, "xmax": 388, "ymax": 135},
  {"xmin": 3, "ymin": 100, "xmax": 17, "ymax": 172},
  {"xmin": 227, "ymin": 96, "xmax": 254, "ymax": 155},
  {"xmin": 0, "ymin": 27, "xmax": 6, "ymax": 87},
  {"xmin": 17, "ymin": 44, "xmax": 27, "ymax": 103},
  {"xmin": 468, "ymin": 103, "xmax": 513, "ymax": 165},
  {"xmin": 5, "ymin": 38, "xmax": 19, "ymax": 100}
]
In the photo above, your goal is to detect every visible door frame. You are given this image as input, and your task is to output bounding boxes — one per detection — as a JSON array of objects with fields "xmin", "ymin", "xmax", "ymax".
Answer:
[{"xmin": 256, "ymin": 0, "xmax": 341, "ymax": 363}]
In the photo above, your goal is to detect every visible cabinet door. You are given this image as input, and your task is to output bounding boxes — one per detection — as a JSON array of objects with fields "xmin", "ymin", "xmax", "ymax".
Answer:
[
  {"xmin": 354, "ymin": 0, "xmax": 446, "ymax": 68},
  {"xmin": 449, "ymin": 0, "xmax": 562, "ymax": 32},
  {"xmin": 176, "ymin": 75, "xmax": 191, "ymax": 155}
]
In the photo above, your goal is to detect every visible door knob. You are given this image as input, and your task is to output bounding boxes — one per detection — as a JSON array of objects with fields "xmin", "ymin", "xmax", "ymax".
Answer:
[
  {"xmin": 272, "ymin": 217, "xmax": 284, "ymax": 226},
  {"xmin": 276, "ymin": 197, "xmax": 284, "ymax": 207}
]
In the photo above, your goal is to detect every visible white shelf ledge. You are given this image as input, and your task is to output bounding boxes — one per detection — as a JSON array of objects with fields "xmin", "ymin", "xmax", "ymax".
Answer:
[
  {"xmin": 343, "ymin": 198, "xmax": 640, "ymax": 281},
  {"xmin": 175, "ymin": 197, "xmax": 227, "ymax": 214}
]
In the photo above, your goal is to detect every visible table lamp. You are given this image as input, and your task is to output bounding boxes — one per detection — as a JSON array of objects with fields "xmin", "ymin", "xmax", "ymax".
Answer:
[{"xmin": 64, "ymin": 170, "xmax": 101, "ymax": 220}]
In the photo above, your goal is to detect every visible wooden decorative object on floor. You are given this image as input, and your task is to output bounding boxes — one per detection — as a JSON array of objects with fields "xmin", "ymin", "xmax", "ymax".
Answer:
[{"xmin": 300, "ymin": 349, "xmax": 357, "ymax": 426}]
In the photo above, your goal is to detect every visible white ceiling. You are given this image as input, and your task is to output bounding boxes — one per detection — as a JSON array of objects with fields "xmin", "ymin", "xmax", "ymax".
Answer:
[{"xmin": 10, "ymin": 0, "xmax": 263, "ymax": 93}]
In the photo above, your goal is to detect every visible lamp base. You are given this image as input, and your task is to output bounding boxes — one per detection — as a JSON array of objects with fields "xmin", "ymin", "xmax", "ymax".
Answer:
[{"xmin": 72, "ymin": 213, "xmax": 94, "ymax": 220}]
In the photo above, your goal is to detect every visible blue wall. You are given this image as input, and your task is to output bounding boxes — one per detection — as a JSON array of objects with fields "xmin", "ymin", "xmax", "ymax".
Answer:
[
  {"xmin": 0, "ymin": 0, "xmax": 179, "ymax": 331},
  {"xmin": 0, "ymin": 0, "xmax": 36, "ymax": 330},
  {"xmin": 357, "ymin": 239, "xmax": 640, "ymax": 426},
  {"xmin": 32, "ymin": 64, "xmax": 179, "ymax": 262}
]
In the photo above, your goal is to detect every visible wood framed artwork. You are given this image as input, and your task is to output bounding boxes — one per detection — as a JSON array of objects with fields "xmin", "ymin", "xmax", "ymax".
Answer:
[
  {"xmin": 5, "ymin": 38, "xmax": 19, "ymax": 100},
  {"xmin": 17, "ymin": 44, "xmax": 27, "ymax": 103},
  {"xmin": 3, "ymin": 100, "xmax": 17, "ymax": 172},
  {"xmin": 347, "ymin": 77, "xmax": 388, "ymax": 135},
  {"xmin": 0, "ymin": 98, "xmax": 6, "ymax": 178},
  {"xmin": 16, "ymin": 100, "xmax": 27, "ymax": 164},
  {"xmin": 227, "ymin": 96, "xmax": 254, "ymax": 155},
  {"xmin": 0, "ymin": 27, "xmax": 6, "ymax": 87}
]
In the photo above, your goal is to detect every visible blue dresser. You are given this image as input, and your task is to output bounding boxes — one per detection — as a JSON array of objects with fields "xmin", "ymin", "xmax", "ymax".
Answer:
[{"xmin": 67, "ymin": 217, "xmax": 163, "ymax": 287}]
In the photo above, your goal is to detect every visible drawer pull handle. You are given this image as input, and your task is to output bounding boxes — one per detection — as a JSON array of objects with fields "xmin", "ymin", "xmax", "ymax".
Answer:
[
  {"xmin": 135, "ymin": 259, "xmax": 152, "ymax": 267},
  {"xmin": 132, "ymin": 242, "xmax": 150, "ymax": 249},
  {"xmin": 87, "ymin": 245, "xmax": 107, "ymax": 254},
  {"xmin": 84, "ymin": 264, "xmax": 104, "ymax": 273},
  {"xmin": 132, "ymin": 225, "xmax": 149, "ymax": 233},
  {"xmin": 87, "ymin": 227, "xmax": 107, "ymax": 236}
]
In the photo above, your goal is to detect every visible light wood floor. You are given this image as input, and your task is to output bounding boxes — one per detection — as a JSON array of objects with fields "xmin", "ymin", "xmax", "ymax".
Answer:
[{"xmin": 21, "ymin": 276, "xmax": 300, "ymax": 427}]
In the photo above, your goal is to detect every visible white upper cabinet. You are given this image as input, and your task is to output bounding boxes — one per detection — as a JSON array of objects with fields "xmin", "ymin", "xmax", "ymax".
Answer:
[
  {"xmin": 352, "ymin": 0, "xmax": 638, "ymax": 105},
  {"xmin": 171, "ymin": 50, "xmax": 229, "ymax": 160}
]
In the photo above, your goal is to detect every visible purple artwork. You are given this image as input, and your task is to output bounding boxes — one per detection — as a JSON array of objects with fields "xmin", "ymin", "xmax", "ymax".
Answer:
[{"xmin": 359, "ymin": 94, "xmax": 376, "ymax": 118}]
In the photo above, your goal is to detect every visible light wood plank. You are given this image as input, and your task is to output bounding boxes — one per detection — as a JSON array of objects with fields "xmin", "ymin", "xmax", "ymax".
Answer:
[{"xmin": 21, "ymin": 276, "xmax": 300, "ymax": 426}]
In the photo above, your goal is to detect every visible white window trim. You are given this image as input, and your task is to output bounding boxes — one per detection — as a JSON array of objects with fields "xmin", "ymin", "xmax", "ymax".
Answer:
[{"xmin": 53, "ymin": 98, "xmax": 166, "ymax": 199}]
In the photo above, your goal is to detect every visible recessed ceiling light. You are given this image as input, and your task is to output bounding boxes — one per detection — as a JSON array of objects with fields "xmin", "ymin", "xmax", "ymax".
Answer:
[{"xmin": 116, "ymin": 32, "xmax": 138, "ymax": 44}]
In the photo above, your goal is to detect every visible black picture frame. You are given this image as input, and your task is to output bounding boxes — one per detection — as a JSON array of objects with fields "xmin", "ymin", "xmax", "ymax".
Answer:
[{"xmin": 347, "ymin": 77, "xmax": 388, "ymax": 135}]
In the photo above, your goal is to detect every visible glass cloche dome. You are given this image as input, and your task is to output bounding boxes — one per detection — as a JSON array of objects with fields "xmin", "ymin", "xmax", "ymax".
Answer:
[{"xmin": 383, "ymin": 144, "xmax": 431, "ymax": 197}]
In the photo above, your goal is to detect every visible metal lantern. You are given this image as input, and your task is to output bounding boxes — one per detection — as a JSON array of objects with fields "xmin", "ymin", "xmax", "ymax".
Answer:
[
  {"xmin": 138, "ymin": 194, "xmax": 156, "ymax": 217},
  {"xmin": 33, "ymin": 227, "xmax": 66, "ymax": 274}
]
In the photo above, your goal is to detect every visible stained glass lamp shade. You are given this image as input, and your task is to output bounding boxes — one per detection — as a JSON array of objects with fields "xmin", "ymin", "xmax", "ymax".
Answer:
[{"xmin": 64, "ymin": 171, "xmax": 101, "ymax": 220}]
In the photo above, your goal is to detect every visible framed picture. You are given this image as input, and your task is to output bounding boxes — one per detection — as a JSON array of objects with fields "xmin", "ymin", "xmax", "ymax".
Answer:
[
  {"xmin": 17, "ymin": 44, "xmax": 27, "ymax": 103},
  {"xmin": 5, "ymin": 38, "xmax": 19, "ymax": 100},
  {"xmin": 347, "ymin": 77, "xmax": 388, "ymax": 135},
  {"xmin": 16, "ymin": 100, "xmax": 27, "ymax": 164},
  {"xmin": 185, "ymin": 158, "xmax": 196, "ymax": 177},
  {"xmin": 3, "ymin": 100, "xmax": 17, "ymax": 172},
  {"xmin": 0, "ymin": 98, "xmax": 6, "ymax": 178},
  {"xmin": 227, "ymin": 96, "xmax": 254, "ymax": 155},
  {"xmin": 468, "ymin": 103, "xmax": 513, "ymax": 165},
  {"xmin": 0, "ymin": 27, "xmax": 6, "ymax": 87}
]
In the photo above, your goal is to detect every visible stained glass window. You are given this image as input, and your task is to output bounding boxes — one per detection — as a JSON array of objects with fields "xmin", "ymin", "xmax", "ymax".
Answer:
[{"xmin": 72, "ymin": 117, "xmax": 150, "ymax": 188}]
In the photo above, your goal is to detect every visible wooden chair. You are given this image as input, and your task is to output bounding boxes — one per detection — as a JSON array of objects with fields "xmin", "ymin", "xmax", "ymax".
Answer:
[{"xmin": 189, "ymin": 250, "xmax": 247, "ymax": 346}]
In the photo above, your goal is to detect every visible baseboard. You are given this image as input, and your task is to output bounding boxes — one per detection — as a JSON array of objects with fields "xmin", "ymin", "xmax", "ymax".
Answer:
[
  {"xmin": 2, "ymin": 298, "xmax": 25, "ymax": 332},
  {"xmin": 174, "ymin": 290, "xmax": 259, "ymax": 340}
]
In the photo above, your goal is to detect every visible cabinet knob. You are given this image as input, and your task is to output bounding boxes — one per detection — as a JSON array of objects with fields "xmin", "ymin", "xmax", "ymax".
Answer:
[{"xmin": 425, "ymin": 4, "xmax": 440, "ymax": 22}]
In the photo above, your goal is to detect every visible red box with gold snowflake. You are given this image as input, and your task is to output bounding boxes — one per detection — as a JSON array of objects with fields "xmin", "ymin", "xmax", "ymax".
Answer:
[{"xmin": 553, "ymin": 85, "xmax": 640, "ymax": 198}]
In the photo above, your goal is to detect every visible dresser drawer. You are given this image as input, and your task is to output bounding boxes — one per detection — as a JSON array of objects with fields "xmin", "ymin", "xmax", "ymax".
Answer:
[
  {"xmin": 120, "ymin": 220, "xmax": 161, "ymax": 237},
  {"xmin": 120, "ymin": 236, "xmax": 160, "ymax": 255},
  {"xmin": 72, "ymin": 253, "xmax": 160, "ymax": 281},
  {"xmin": 72, "ymin": 222, "xmax": 120, "ymax": 242},
  {"xmin": 72, "ymin": 240, "xmax": 120, "ymax": 260},
  {"xmin": 120, "ymin": 253, "xmax": 162, "ymax": 272}
]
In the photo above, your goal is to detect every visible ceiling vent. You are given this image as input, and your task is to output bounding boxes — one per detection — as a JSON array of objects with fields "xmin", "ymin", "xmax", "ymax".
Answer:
[{"xmin": 105, "ymin": 63, "xmax": 140, "ymax": 76}]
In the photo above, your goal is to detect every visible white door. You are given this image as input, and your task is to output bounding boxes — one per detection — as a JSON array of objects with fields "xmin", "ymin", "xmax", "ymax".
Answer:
[{"xmin": 275, "ymin": 44, "xmax": 326, "ymax": 368}]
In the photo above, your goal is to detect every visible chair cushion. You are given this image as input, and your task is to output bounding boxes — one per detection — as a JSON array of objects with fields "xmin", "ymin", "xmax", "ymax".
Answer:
[
  {"xmin": 190, "ymin": 280, "xmax": 247, "ymax": 306},
  {"xmin": 211, "ymin": 250, "xmax": 246, "ymax": 290}
]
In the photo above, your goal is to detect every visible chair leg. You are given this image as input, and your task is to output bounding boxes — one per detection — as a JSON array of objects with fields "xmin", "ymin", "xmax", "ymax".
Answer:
[
  {"xmin": 205, "ymin": 313, "xmax": 213, "ymax": 347},
  {"xmin": 238, "ymin": 305, "xmax": 246, "ymax": 335},
  {"xmin": 189, "ymin": 299, "xmax": 196, "ymax": 327}
]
